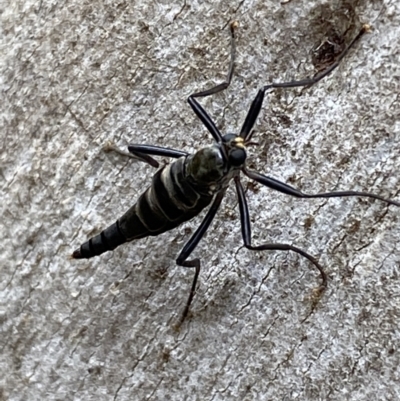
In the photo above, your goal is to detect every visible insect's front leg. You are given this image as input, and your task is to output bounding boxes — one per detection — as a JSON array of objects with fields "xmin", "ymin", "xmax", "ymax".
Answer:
[
  {"xmin": 261, "ymin": 24, "xmax": 370, "ymax": 93},
  {"xmin": 187, "ymin": 21, "xmax": 238, "ymax": 142},
  {"xmin": 176, "ymin": 190, "xmax": 226, "ymax": 326},
  {"xmin": 239, "ymin": 24, "xmax": 371, "ymax": 141}
]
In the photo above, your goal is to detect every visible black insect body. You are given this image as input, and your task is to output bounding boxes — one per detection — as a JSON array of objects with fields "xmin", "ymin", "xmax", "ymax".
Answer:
[
  {"xmin": 73, "ymin": 23, "xmax": 399, "ymax": 324},
  {"xmin": 74, "ymin": 138, "xmax": 243, "ymax": 257}
]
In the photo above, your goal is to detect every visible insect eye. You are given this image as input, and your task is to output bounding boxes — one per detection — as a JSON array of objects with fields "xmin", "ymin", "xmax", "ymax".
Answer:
[{"xmin": 229, "ymin": 148, "xmax": 246, "ymax": 166}]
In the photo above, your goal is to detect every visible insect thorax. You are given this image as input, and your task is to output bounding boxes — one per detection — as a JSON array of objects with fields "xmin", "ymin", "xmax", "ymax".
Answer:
[
  {"xmin": 185, "ymin": 143, "xmax": 242, "ymax": 195},
  {"xmin": 186, "ymin": 145, "xmax": 224, "ymax": 183}
]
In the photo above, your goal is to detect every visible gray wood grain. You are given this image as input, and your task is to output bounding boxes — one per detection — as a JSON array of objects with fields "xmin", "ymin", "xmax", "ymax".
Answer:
[{"xmin": 1, "ymin": 0, "xmax": 399, "ymax": 400}]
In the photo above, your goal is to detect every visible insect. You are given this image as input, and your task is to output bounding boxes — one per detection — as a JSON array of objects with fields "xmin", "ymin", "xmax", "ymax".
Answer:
[{"xmin": 73, "ymin": 22, "xmax": 399, "ymax": 324}]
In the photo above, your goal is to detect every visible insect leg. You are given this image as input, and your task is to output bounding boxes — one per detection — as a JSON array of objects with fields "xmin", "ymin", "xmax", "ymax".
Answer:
[
  {"xmin": 240, "ymin": 88, "xmax": 266, "ymax": 139},
  {"xmin": 240, "ymin": 24, "xmax": 370, "ymax": 140},
  {"xmin": 187, "ymin": 22, "xmax": 238, "ymax": 142},
  {"xmin": 104, "ymin": 144, "xmax": 188, "ymax": 169},
  {"xmin": 262, "ymin": 24, "xmax": 370, "ymax": 91},
  {"xmin": 234, "ymin": 176, "xmax": 328, "ymax": 288},
  {"xmin": 243, "ymin": 168, "xmax": 400, "ymax": 207},
  {"xmin": 176, "ymin": 190, "xmax": 226, "ymax": 324},
  {"xmin": 103, "ymin": 142, "xmax": 160, "ymax": 168},
  {"xmin": 190, "ymin": 22, "xmax": 237, "ymax": 99},
  {"xmin": 128, "ymin": 144, "xmax": 188, "ymax": 159}
]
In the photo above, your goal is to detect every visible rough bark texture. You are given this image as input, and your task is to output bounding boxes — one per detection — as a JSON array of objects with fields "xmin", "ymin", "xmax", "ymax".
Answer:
[{"xmin": 1, "ymin": 0, "xmax": 399, "ymax": 400}]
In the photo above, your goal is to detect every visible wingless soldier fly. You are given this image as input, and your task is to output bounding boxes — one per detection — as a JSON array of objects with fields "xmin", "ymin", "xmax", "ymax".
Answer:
[{"xmin": 73, "ymin": 23, "xmax": 399, "ymax": 324}]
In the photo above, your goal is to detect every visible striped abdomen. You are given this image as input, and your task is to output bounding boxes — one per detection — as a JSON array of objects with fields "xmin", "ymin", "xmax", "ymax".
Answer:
[{"xmin": 72, "ymin": 157, "xmax": 214, "ymax": 259}]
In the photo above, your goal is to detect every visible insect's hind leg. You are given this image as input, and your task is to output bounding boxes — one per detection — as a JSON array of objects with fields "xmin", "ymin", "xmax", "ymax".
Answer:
[{"xmin": 234, "ymin": 176, "xmax": 328, "ymax": 302}]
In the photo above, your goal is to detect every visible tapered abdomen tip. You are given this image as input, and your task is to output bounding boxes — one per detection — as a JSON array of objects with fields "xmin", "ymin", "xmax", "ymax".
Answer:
[{"xmin": 72, "ymin": 249, "xmax": 82, "ymax": 259}]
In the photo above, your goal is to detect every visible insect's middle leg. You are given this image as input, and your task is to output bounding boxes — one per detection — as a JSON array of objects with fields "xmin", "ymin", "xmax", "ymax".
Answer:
[
  {"xmin": 176, "ymin": 190, "xmax": 226, "ymax": 325},
  {"xmin": 243, "ymin": 168, "xmax": 400, "ymax": 207},
  {"xmin": 187, "ymin": 22, "xmax": 238, "ymax": 142},
  {"xmin": 234, "ymin": 176, "xmax": 328, "ymax": 290}
]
